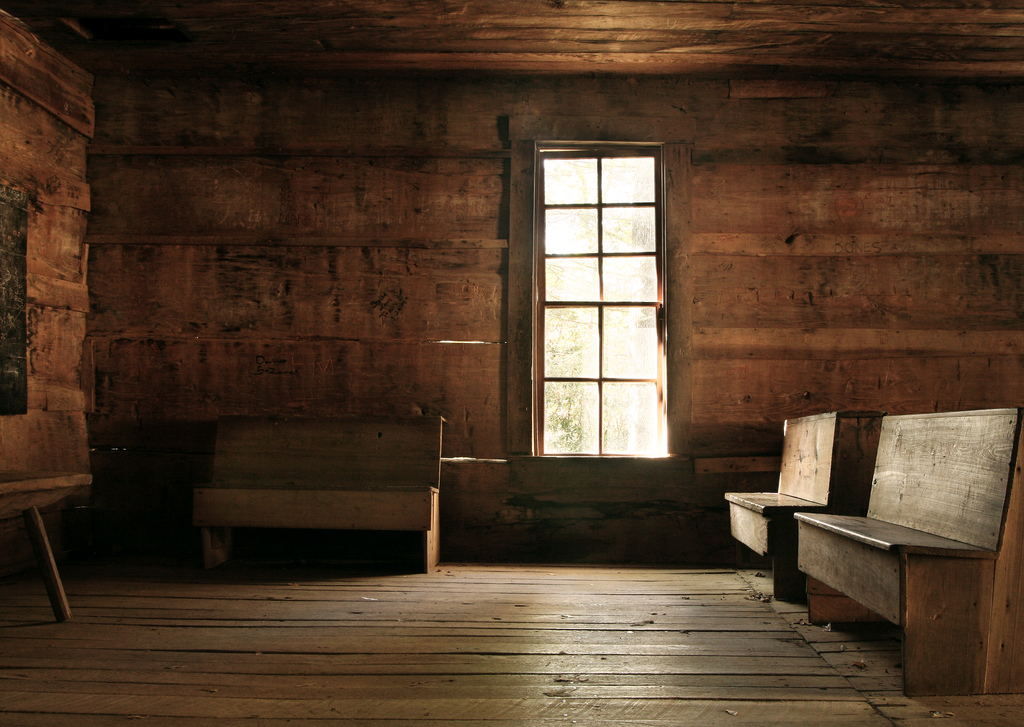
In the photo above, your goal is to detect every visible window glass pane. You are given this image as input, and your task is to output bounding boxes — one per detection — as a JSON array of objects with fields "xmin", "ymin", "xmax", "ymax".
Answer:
[
  {"xmin": 602, "ymin": 157, "xmax": 655, "ymax": 204},
  {"xmin": 545, "ymin": 381, "xmax": 600, "ymax": 454},
  {"xmin": 546, "ymin": 258, "xmax": 599, "ymax": 301},
  {"xmin": 603, "ymin": 206, "xmax": 655, "ymax": 253},
  {"xmin": 545, "ymin": 208, "xmax": 598, "ymax": 254},
  {"xmin": 603, "ymin": 256, "xmax": 658, "ymax": 301},
  {"xmin": 603, "ymin": 382, "xmax": 659, "ymax": 454},
  {"xmin": 544, "ymin": 158, "xmax": 598, "ymax": 205},
  {"xmin": 604, "ymin": 307, "xmax": 658, "ymax": 379},
  {"xmin": 545, "ymin": 307, "xmax": 599, "ymax": 378}
]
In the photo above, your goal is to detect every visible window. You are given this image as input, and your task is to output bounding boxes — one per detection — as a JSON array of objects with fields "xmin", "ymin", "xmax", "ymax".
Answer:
[{"xmin": 535, "ymin": 146, "xmax": 665, "ymax": 455}]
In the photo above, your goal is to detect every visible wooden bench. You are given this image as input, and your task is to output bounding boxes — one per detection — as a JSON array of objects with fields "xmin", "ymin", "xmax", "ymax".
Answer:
[
  {"xmin": 796, "ymin": 408, "xmax": 1024, "ymax": 696},
  {"xmin": 1, "ymin": 471, "xmax": 92, "ymax": 621},
  {"xmin": 725, "ymin": 411, "xmax": 882, "ymax": 601},
  {"xmin": 192, "ymin": 416, "xmax": 442, "ymax": 572}
]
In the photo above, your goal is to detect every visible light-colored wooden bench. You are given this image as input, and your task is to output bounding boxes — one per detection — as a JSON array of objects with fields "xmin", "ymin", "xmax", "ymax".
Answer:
[
  {"xmin": 725, "ymin": 411, "xmax": 882, "ymax": 601},
  {"xmin": 796, "ymin": 408, "xmax": 1024, "ymax": 696},
  {"xmin": 193, "ymin": 416, "xmax": 442, "ymax": 573},
  {"xmin": 1, "ymin": 471, "xmax": 92, "ymax": 621}
]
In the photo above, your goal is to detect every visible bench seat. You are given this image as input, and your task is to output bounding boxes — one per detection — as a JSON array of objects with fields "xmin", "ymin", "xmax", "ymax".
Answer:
[
  {"xmin": 725, "ymin": 492, "xmax": 827, "ymax": 516},
  {"xmin": 795, "ymin": 512, "xmax": 993, "ymax": 556}
]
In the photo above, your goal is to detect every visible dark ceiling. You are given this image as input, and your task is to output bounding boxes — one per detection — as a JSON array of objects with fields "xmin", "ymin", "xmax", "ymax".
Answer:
[{"xmin": 5, "ymin": 1, "xmax": 1024, "ymax": 79}]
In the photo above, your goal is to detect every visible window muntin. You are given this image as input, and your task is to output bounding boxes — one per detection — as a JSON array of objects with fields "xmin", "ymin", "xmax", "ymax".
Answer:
[{"xmin": 537, "ymin": 147, "xmax": 665, "ymax": 455}]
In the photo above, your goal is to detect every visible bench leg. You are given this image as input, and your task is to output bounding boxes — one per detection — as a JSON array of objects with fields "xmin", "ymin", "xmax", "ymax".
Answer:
[
  {"xmin": 770, "ymin": 520, "xmax": 805, "ymax": 601},
  {"xmin": 423, "ymin": 489, "xmax": 440, "ymax": 573},
  {"xmin": 201, "ymin": 526, "xmax": 233, "ymax": 569},
  {"xmin": 22, "ymin": 506, "xmax": 72, "ymax": 622},
  {"xmin": 902, "ymin": 554, "xmax": 993, "ymax": 696}
]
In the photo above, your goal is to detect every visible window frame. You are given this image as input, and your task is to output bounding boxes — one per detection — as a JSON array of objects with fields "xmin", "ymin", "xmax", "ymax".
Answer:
[
  {"xmin": 505, "ymin": 115, "xmax": 693, "ymax": 459},
  {"xmin": 533, "ymin": 144, "xmax": 666, "ymax": 456}
]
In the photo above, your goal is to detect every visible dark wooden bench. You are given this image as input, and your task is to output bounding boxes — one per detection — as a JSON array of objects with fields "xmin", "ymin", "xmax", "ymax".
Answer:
[
  {"xmin": 725, "ymin": 411, "xmax": 881, "ymax": 601},
  {"xmin": 796, "ymin": 408, "xmax": 1024, "ymax": 696},
  {"xmin": 192, "ymin": 416, "xmax": 442, "ymax": 572},
  {"xmin": 1, "ymin": 471, "xmax": 92, "ymax": 621}
]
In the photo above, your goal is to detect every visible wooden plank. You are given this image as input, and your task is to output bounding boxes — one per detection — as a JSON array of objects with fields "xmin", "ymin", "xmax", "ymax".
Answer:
[
  {"xmin": 692, "ymin": 164, "xmax": 1024, "ymax": 235},
  {"xmin": 26, "ymin": 307, "xmax": 85, "ymax": 408},
  {"xmin": 26, "ymin": 273, "xmax": 88, "ymax": 313},
  {"xmin": 902, "ymin": 554, "xmax": 995, "ymax": 696},
  {"xmin": 691, "ymin": 254, "xmax": 1024, "ymax": 330},
  {"xmin": 85, "ymin": 233, "xmax": 506, "ymax": 249},
  {"xmin": 728, "ymin": 503, "xmax": 769, "ymax": 555},
  {"xmin": 26, "ymin": 205, "xmax": 88, "ymax": 283},
  {"xmin": 0, "ymin": 84, "xmax": 87, "ymax": 181},
  {"xmin": 87, "ymin": 244, "xmax": 504, "ymax": 343},
  {"xmin": 193, "ymin": 488, "xmax": 436, "ymax": 531},
  {"xmin": 689, "ymin": 357, "xmax": 1024, "ymax": 456},
  {"xmin": 89, "ymin": 75, "xmax": 509, "ymax": 152},
  {"xmin": 0, "ymin": 13, "xmax": 93, "ymax": 137},
  {"xmin": 664, "ymin": 143, "xmax": 693, "ymax": 456},
  {"xmin": 797, "ymin": 521, "xmax": 901, "ymax": 624},
  {"xmin": 725, "ymin": 493, "xmax": 824, "ymax": 516},
  {"xmin": 87, "ymin": 155, "xmax": 505, "ymax": 239},
  {"xmin": 0, "ymin": 472, "xmax": 91, "ymax": 519},
  {"xmin": 694, "ymin": 328, "xmax": 1024, "ymax": 361},
  {"xmin": 702, "ymin": 84, "xmax": 1024, "ymax": 155},
  {"xmin": 510, "ymin": 115, "xmax": 694, "ymax": 143},
  {"xmin": 505, "ymin": 140, "xmax": 535, "ymax": 455},
  {"xmin": 210, "ymin": 416, "xmax": 441, "ymax": 489},
  {"xmin": 0, "ymin": 411, "xmax": 89, "ymax": 472},
  {"xmin": 777, "ymin": 412, "xmax": 837, "ymax": 504},
  {"xmin": 868, "ymin": 409, "xmax": 1019, "ymax": 550},
  {"xmin": 691, "ymin": 232, "xmax": 1024, "ymax": 256},
  {"xmin": 88, "ymin": 338, "xmax": 503, "ymax": 459},
  {"xmin": 795, "ymin": 513, "xmax": 992, "ymax": 555},
  {"xmin": 694, "ymin": 456, "xmax": 780, "ymax": 474},
  {"xmin": 986, "ymin": 424, "xmax": 1024, "ymax": 693}
]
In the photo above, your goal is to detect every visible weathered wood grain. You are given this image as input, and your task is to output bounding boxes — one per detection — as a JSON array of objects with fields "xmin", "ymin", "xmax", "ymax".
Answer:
[
  {"xmin": 0, "ymin": 12, "xmax": 93, "ymax": 136},
  {"xmin": 89, "ymin": 338, "xmax": 503, "ymax": 459},
  {"xmin": 0, "ymin": 562, "xmax": 894, "ymax": 723},
  {"xmin": 88, "ymin": 244, "xmax": 504, "ymax": 342},
  {"xmin": 695, "ymin": 328, "xmax": 1024, "ymax": 360},
  {"xmin": 0, "ymin": 410, "xmax": 89, "ymax": 472},
  {"xmin": 26, "ymin": 307, "xmax": 86, "ymax": 412},
  {"xmin": 693, "ymin": 164, "xmax": 1024, "ymax": 235},
  {"xmin": 0, "ymin": 84, "xmax": 87, "ymax": 181},
  {"xmin": 26, "ymin": 205, "xmax": 88, "ymax": 282},
  {"xmin": 868, "ymin": 409, "xmax": 1018, "ymax": 550},
  {"xmin": 87, "ymin": 155, "xmax": 504, "ymax": 239},
  {"xmin": 692, "ymin": 254, "xmax": 1024, "ymax": 330}
]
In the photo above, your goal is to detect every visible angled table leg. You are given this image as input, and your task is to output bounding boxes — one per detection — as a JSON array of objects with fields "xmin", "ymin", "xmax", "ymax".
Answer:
[{"xmin": 22, "ymin": 506, "xmax": 72, "ymax": 622}]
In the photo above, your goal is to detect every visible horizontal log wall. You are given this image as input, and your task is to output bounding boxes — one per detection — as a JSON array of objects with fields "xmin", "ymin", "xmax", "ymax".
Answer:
[
  {"xmin": 86, "ymin": 75, "xmax": 1024, "ymax": 564},
  {"xmin": 0, "ymin": 14, "xmax": 93, "ymax": 573}
]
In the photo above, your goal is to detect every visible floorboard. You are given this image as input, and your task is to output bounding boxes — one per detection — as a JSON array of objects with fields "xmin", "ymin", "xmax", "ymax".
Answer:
[{"xmin": 0, "ymin": 560, "xmax": 1014, "ymax": 724}]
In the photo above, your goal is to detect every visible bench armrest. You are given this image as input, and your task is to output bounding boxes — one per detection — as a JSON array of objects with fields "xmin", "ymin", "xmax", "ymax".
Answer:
[{"xmin": 795, "ymin": 513, "xmax": 996, "ymax": 557}]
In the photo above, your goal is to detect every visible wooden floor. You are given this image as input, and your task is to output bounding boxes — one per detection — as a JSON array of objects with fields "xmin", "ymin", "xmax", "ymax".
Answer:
[{"xmin": 1, "ymin": 560, "xmax": 1022, "ymax": 726}]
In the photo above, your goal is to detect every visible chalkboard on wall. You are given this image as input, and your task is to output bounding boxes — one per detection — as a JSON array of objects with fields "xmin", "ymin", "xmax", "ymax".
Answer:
[{"xmin": 0, "ymin": 184, "xmax": 28, "ymax": 415}]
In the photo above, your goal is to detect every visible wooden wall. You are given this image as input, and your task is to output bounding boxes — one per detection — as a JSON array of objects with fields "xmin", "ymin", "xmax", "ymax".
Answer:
[
  {"xmin": 0, "ymin": 12, "xmax": 93, "ymax": 572},
  {"xmin": 84, "ymin": 74, "xmax": 1024, "ymax": 564}
]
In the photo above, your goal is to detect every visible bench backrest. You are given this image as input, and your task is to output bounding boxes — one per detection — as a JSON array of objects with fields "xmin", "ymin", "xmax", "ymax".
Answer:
[
  {"xmin": 779, "ymin": 411, "xmax": 881, "ymax": 512},
  {"xmin": 211, "ymin": 416, "xmax": 443, "ymax": 490},
  {"xmin": 867, "ymin": 408, "xmax": 1021, "ymax": 550}
]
